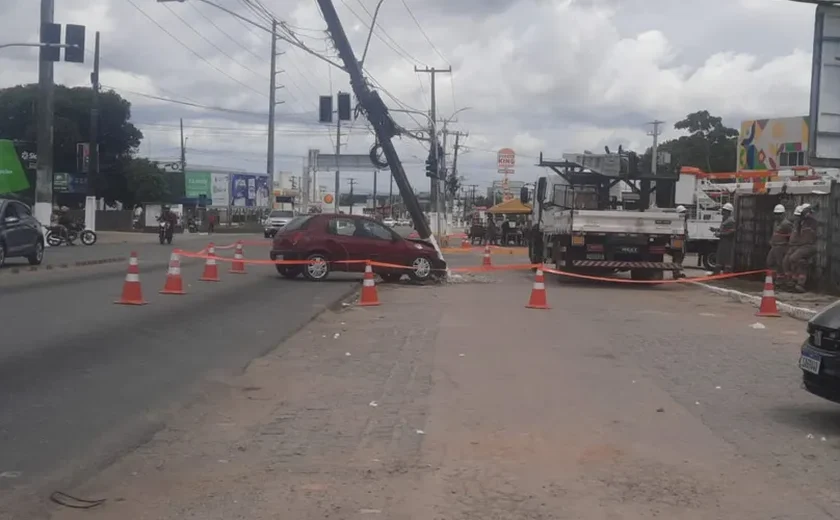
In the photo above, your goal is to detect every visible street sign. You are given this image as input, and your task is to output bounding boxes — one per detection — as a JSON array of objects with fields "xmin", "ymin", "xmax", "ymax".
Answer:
[
  {"xmin": 809, "ymin": 4, "xmax": 840, "ymax": 166},
  {"xmin": 497, "ymin": 148, "xmax": 515, "ymax": 174}
]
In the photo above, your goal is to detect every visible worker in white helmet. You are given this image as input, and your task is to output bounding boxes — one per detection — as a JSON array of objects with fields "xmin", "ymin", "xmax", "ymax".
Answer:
[
  {"xmin": 786, "ymin": 203, "xmax": 818, "ymax": 292},
  {"xmin": 711, "ymin": 202, "xmax": 736, "ymax": 273},
  {"xmin": 670, "ymin": 206, "xmax": 688, "ymax": 278},
  {"xmin": 765, "ymin": 203, "xmax": 792, "ymax": 286},
  {"xmin": 782, "ymin": 205, "xmax": 805, "ymax": 288}
]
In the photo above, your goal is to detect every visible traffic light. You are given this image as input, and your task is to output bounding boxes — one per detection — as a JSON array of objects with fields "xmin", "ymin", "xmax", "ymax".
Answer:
[
  {"xmin": 64, "ymin": 24, "xmax": 86, "ymax": 63},
  {"xmin": 40, "ymin": 22, "xmax": 61, "ymax": 62},
  {"xmin": 319, "ymin": 96, "xmax": 332, "ymax": 123},
  {"xmin": 425, "ymin": 153, "xmax": 438, "ymax": 179},
  {"xmin": 337, "ymin": 92, "xmax": 351, "ymax": 121}
]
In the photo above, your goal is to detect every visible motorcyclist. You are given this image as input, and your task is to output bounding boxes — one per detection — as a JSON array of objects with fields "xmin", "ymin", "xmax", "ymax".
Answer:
[
  {"xmin": 712, "ymin": 202, "xmax": 735, "ymax": 274},
  {"xmin": 157, "ymin": 205, "xmax": 178, "ymax": 237},
  {"xmin": 766, "ymin": 204, "xmax": 792, "ymax": 286},
  {"xmin": 787, "ymin": 203, "xmax": 818, "ymax": 293},
  {"xmin": 782, "ymin": 205, "xmax": 804, "ymax": 289},
  {"xmin": 54, "ymin": 206, "xmax": 75, "ymax": 245}
]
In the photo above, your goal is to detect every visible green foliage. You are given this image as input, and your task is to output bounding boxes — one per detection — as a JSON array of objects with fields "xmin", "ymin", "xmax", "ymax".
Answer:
[
  {"xmin": 0, "ymin": 84, "xmax": 149, "ymax": 202},
  {"xmin": 659, "ymin": 110, "xmax": 739, "ymax": 173}
]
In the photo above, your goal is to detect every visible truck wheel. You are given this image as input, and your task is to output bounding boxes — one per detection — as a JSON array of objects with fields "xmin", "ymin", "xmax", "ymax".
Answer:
[{"xmin": 702, "ymin": 251, "xmax": 718, "ymax": 271}]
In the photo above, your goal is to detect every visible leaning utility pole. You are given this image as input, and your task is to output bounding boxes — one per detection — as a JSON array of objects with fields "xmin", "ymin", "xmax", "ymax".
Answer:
[
  {"xmin": 316, "ymin": 0, "xmax": 432, "ymax": 241},
  {"xmin": 414, "ymin": 66, "xmax": 451, "ymax": 220},
  {"xmin": 35, "ymin": 0, "xmax": 56, "ymax": 228},
  {"xmin": 647, "ymin": 120, "xmax": 664, "ymax": 176},
  {"xmin": 267, "ymin": 20, "xmax": 285, "ymax": 190}
]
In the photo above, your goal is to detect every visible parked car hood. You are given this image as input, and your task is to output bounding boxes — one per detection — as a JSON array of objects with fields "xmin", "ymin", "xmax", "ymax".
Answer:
[{"xmin": 810, "ymin": 300, "xmax": 840, "ymax": 329}]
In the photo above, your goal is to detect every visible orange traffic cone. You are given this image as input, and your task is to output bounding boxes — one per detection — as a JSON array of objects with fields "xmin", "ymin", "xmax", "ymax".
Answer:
[
  {"xmin": 482, "ymin": 244, "xmax": 492, "ymax": 268},
  {"xmin": 756, "ymin": 271, "xmax": 781, "ymax": 317},
  {"xmin": 160, "ymin": 251, "xmax": 186, "ymax": 295},
  {"xmin": 358, "ymin": 262, "xmax": 380, "ymax": 306},
  {"xmin": 526, "ymin": 265, "xmax": 550, "ymax": 309},
  {"xmin": 229, "ymin": 241, "xmax": 246, "ymax": 274},
  {"xmin": 461, "ymin": 237, "xmax": 471, "ymax": 249},
  {"xmin": 115, "ymin": 251, "xmax": 147, "ymax": 305},
  {"xmin": 200, "ymin": 243, "xmax": 220, "ymax": 281}
]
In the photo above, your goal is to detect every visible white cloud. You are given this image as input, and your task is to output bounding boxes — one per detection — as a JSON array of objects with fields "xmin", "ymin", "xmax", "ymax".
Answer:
[{"xmin": 0, "ymin": 0, "xmax": 821, "ymax": 190}]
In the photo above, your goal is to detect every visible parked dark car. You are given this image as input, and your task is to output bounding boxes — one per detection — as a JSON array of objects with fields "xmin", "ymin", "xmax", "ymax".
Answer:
[
  {"xmin": 269, "ymin": 213, "xmax": 445, "ymax": 282},
  {"xmin": 0, "ymin": 199, "xmax": 45, "ymax": 267},
  {"xmin": 800, "ymin": 301, "xmax": 840, "ymax": 403}
]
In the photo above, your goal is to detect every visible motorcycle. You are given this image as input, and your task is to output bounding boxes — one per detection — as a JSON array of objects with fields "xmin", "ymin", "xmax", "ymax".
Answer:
[
  {"xmin": 159, "ymin": 220, "xmax": 174, "ymax": 245},
  {"xmin": 45, "ymin": 220, "xmax": 97, "ymax": 246}
]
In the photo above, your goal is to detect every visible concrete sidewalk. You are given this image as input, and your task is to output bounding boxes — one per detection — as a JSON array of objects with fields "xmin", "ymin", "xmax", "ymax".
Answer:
[{"xmin": 43, "ymin": 272, "xmax": 830, "ymax": 520}]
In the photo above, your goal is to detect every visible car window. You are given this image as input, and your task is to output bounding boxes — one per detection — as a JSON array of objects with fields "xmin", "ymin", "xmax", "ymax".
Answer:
[
  {"xmin": 3, "ymin": 203, "xmax": 18, "ymax": 219},
  {"xmin": 283, "ymin": 216, "xmax": 313, "ymax": 232},
  {"xmin": 328, "ymin": 218, "xmax": 356, "ymax": 237},
  {"xmin": 13, "ymin": 202, "xmax": 31, "ymax": 217},
  {"xmin": 359, "ymin": 219, "xmax": 394, "ymax": 241}
]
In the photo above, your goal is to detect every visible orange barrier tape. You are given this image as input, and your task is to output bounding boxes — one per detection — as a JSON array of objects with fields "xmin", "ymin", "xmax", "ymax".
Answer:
[
  {"xmin": 542, "ymin": 266, "xmax": 769, "ymax": 284},
  {"xmin": 449, "ymin": 263, "xmax": 537, "ymax": 273},
  {"xmin": 178, "ymin": 250, "xmax": 369, "ymax": 267}
]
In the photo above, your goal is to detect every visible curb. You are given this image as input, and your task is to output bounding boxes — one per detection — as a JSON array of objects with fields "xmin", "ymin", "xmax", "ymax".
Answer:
[
  {"xmin": 0, "ymin": 257, "xmax": 128, "ymax": 275},
  {"xmin": 690, "ymin": 281, "xmax": 818, "ymax": 322}
]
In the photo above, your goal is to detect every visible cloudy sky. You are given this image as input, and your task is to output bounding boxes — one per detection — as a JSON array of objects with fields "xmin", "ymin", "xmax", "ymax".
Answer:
[{"xmin": 0, "ymin": 0, "xmax": 819, "ymax": 195}]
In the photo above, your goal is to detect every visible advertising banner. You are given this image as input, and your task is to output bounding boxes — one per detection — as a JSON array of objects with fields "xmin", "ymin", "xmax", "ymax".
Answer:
[
  {"xmin": 255, "ymin": 176, "xmax": 270, "ymax": 207},
  {"xmin": 230, "ymin": 173, "xmax": 269, "ymax": 207},
  {"xmin": 210, "ymin": 173, "xmax": 229, "ymax": 207},
  {"xmin": 497, "ymin": 148, "xmax": 515, "ymax": 174},
  {"xmin": 53, "ymin": 172, "xmax": 88, "ymax": 194},
  {"xmin": 0, "ymin": 140, "xmax": 35, "ymax": 203},
  {"xmin": 185, "ymin": 171, "xmax": 211, "ymax": 199}
]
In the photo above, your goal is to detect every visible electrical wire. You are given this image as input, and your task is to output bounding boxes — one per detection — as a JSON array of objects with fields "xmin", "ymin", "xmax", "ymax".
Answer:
[
  {"xmin": 188, "ymin": 1, "xmax": 263, "ymax": 61},
  {"xmin": 399, "ymin": 0, "xmax": 450, "ymax": 65},
  {"xmin": 124, "ymin": 0, "xmax": 266, "ymax": 98},
  {"xmin": 103, "ymin": 85, "xmax": 267, "ymax": 116},
  {"xmin": 339, "ymin": 0, "xmax": 420, "ymax": 67},
  {"xmin": 162, "ymin": 3, "xmax": 267, "ymax": 80}
]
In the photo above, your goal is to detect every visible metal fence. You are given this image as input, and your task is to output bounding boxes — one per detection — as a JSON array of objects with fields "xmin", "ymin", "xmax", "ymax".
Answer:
[{"xmin": 733, "ymin": 183, "xmax": 836, "ymax": 293}]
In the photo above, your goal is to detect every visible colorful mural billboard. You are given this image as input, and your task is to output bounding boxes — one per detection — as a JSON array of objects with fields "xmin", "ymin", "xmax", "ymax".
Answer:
[{"xmin": 738, "ymin": 116, "xmax": 809, "ymax": 171}]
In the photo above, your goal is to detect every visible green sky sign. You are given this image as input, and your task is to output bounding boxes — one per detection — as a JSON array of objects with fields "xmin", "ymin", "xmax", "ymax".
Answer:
[
  {"xmin": 0, "ymin": 139, "xmax": 31, "ymax": 194},
  {"xmin": 185, "ymin": 171, "xmax": 211, "ymax": 198}
]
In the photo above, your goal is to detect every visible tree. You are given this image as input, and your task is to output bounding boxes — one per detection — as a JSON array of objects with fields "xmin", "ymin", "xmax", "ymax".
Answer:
[
  {"xmin": 102, "ymin": 158, "xmax": 169, "ymax": 207},
  {"xmin": 657, "ymin": 110, "xmax": 738, "ymax": 173},
  {"xmin": 0, "ymin": 84, "xmax": 144, "ymax": 201}
]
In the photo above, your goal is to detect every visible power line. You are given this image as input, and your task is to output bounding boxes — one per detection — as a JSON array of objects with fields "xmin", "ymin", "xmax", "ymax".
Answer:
[
  {"xmin": 103, "ymin": 85, "xmax": 267, "ymax": 116},
  {"xmin": 400, "ymin": 0, "xmax": 449, "ymax": 64},
  {"xmin": 188, "ymin": 1, "xmax": 263, "ymax": 61},
  {"xmin": 162, "ymin": 3, "xmax": 267, "ymax": 80},
  {"xmin": 339, "ymin": 0, "xmax": 420, "ymax": 67},
  {"xmin": 353, "ymin": 0, "xmax": 427, "ymax": 66},
  {"xmin": 124, "ymin": 0, "xmax": 266, "ymax": 98}
]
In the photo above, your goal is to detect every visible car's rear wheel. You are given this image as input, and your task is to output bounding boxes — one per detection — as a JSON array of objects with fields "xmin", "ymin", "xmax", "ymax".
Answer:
[
  {"xmin": 0, "ymin": 242, "xmax": 6, "ymax": 268},
  {"xmin": 276, "ymin": 265, "xmax": 302, "ymax": 279},
  {"xmin": 408, "ymin": 256, "xmax": 433, "ymax": 281},
  {"xmin": 303, "ymin": 253, "xmax": 330, "ymax": 281}
]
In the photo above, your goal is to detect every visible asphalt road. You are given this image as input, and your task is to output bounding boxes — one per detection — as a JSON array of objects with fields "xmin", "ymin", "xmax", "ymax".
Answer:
[{"xmin": 0, "ymin": 235, "xmax": 361, "ymax": 512}]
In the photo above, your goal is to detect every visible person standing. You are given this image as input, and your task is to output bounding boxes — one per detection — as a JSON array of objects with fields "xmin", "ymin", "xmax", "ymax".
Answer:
[
  {"xmin": 486, "ymin": 217, "xmax": 497, "ymax": 246},
  {"xmin": 207, "ymin": 212, "xmax": 216, "ymax": 234},
  {"xmin": 782, "ymin": 205, "xmax": 804, "ymax": 289},
  {"xmin": 672, "ymin": 205, "xmax": 688, "ymax": 278},
  {"xmin": 787, "ymin": 203, "xmax": 818, "ymax": 293},
  {"xmin": 713, "ymin": 202, "xmax": 736, "ymax": 274},
  {"xmin": 765, "ymin": 204, "xmax": 792, "ymax": 286}
]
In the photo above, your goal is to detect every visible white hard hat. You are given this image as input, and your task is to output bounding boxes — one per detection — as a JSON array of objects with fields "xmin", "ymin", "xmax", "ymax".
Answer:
[
  {"xmin": 793, "ymin": 205, "xmax": 803, "ymax": 216},
  {"xmin": 722, "ymin": 202, "xmax": 734, "ymax": 212},
  {"xmin": 800, "ymin": 203, "xmax": 812, "ymax": 213},
  {"xmin": 773, "ymin": 204, "xmax": 786, "ymax": 214},
  {"xmin": 676, "ymin": 205, "xmax": 686, "ymax": 213}
]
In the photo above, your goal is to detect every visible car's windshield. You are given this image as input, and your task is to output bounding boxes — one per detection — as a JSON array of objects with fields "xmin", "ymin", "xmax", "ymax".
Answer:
[
  {"xmin": 282, "ymin": 215, "xmax": 312, "ymax": 231},
  {"xmin": 269, "ymin": 210, "xmax": 294, "ymax": 218}
]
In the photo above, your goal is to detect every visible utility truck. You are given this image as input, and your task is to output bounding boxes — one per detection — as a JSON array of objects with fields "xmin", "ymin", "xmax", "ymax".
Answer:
[{"xmin": 523, "ymin": 149, "xmax": 685, "ymax": 281}]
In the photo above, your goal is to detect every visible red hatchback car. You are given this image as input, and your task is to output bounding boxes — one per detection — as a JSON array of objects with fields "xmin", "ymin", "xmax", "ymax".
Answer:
[{"xmin": 269, "ymin": 214, "xmax": 445, "ymax": 282}]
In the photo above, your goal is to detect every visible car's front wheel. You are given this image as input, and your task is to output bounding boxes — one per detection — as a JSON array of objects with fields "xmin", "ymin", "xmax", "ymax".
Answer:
[
  {"xmin": 303, "ymin": 253, "xmax": 330, "ymax": 281},
  {"xmin": 27, "ymin": 239, "xmax": 44, "ymax": 265},
  {"xmin": 276, "ymin": 265, "xmax": 302, "ymax": 279},
  {"xmin": 408, "ymin": 256, "xmax": 434, "ymax": 281}
]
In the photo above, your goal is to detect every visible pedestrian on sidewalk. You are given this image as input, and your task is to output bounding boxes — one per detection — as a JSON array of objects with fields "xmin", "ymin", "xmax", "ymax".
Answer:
[
  {"xmin": 766, "ymin": 203, "xmax": 792, "ymax": 286},
  {"xmin": 787, "ymin": 203, "xmax": 818, "ymax": 293},
  {"xmin": 672, "ymin": 205, "xmax": 688, "ymax": 279},
  {"xmin": 207, "ymin": 212, "xmax": 216, "ymax": 234}
]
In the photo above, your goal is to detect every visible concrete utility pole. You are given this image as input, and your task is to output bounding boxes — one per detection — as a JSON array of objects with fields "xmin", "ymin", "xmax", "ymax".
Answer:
[
  {"xmin": 35, "ymin": 0, "xmax": 56, "ymax": 229},
  {"xmin": 443, "ymin": 128, "xmax": 467, "ymax": 212},
  {"xmin": 86, "ymin": 31, "xmax": 100, "ymax": 230},
  {"xmin": 388, "ymin": 171, "xmax": 394, "ymax": 218},
  {"xmin": 347, "ymin": 177, "xmax": 356, "ymax": 214},
  {"xmin": 414, "ymin": 66, "xmax": 451, "ymax": 223},
  {"xmin": 180, "ymin": 118, "xmax": 186, "ymax": 174},
  {"xmin": 267, "ymin": 20, "xmax": 285, "ymax": 190},
  {"xmin": 334, "ymin": 101, "xmax": 342, "ymax": 213},
  {"xmin": 316, "ymin": 0, "xmax": 432, "ymax": 241},
  {"xmin": 647, "ymin": 120, "xmax": 664, "ymax": 176},
  {"xmin": 372, "ymin": 169, "xmax": 377, "ymax": 215}
]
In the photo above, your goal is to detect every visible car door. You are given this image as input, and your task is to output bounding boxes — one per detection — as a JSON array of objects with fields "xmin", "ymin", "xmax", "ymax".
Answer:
[
  {"xmin": 12, "ymin": 202, "xmax": 39, "ymax": 252},
  {"xmin": 1, "ymin": 202, "xmax": 23, "ymax": 254},
  {"xmin": 356, "ymin": 218, "xmax": 400, "ymax": 266},
  {"xmin": 323, "ymin": 216, "xmax": 358, "ymax": 272}
]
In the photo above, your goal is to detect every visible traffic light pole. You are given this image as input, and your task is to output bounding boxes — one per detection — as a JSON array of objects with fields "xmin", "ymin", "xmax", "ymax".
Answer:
[{"xmin": 35, "ymin": 0, "xmax": 56, "ymax": 233}]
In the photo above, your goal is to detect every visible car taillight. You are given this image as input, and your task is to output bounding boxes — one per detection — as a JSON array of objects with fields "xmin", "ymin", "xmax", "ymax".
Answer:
[
  {"xmin": 571, "ymin": 234, "xmax": 585, "ymax": 246},
  {"xmin": 649, "ymin": 246, "xmax": 666, "ymax": 254}
]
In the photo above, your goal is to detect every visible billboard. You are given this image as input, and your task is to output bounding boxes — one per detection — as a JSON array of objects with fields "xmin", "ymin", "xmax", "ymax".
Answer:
[
  {"xmin": 497, "ymin": 148, "xmax": 515, "ymax": 174},
  {"xmin": 185, "ymin": 171, "xmax": 211, "ymax": 199},
  {"xmin": 738, "ymin": 117, "xmax": 809, "ymax": 171},
  {"xmin": 810, "ymin": 5, "xmax": 840, "ymax": 166},
  {"xmin": 210, "ymin": 173, "xmax": 229, "ymax": 206},
  {"xmin": 230, "ymin": 173, "xmax": 270, "ymax": 207},
  {"xmin": 0, "ymin": 139, "xmax": 36, "ymax": 204}
]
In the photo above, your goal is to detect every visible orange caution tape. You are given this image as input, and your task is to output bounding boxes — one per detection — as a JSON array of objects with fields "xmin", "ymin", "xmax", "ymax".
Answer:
[{"xmin": 542, "ymin": 266, "xmax": 769, "ymax": 284}]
